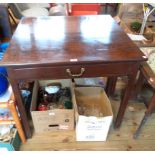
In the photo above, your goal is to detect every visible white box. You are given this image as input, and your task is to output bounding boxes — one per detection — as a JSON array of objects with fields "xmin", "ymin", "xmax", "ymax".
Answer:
[{"xmin": 73, "ymin": 86, "xmax": 113, "ymax": 141}]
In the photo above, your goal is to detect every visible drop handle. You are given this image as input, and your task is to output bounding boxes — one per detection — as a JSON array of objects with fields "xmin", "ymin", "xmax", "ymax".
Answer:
[{"xmin": 66, "ymin": 68, "xmax": 85, "ymax": 77}]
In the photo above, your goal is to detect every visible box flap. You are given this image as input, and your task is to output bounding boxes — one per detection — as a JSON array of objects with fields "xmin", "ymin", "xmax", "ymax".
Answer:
[{"xmin": 74, "ymin": 87, "xmax": 113, "ymax": 117}]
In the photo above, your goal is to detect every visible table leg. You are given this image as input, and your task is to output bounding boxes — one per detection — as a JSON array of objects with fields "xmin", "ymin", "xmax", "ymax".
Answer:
[
  {"xmin": 132, "ymin": 71, "xmax": 145, "ymax": 99},
  {"xmin": 9, "ymin": 78, "xmax": 32, "ymax": 138},
  {"xmin": 105, "ymin": 77, "xmax": 117, "ymax": 97},
  {"xmin": 114, "ymin": 72, "xmax": 137, "ymax": 128}
]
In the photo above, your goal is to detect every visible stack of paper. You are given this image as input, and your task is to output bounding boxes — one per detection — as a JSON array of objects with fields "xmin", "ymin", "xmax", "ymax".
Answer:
[{"xmin": 127, "ymin": 33, "xmax": 147, "ymax": 41}]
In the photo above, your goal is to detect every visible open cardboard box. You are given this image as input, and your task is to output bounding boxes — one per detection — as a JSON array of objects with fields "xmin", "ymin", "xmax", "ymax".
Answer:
[
  {"xmin": 73, "ymin": 86, "xmax": 113, "ymax": 141},
  {"xmin": 30, "ymin": 80, "xmax": 74, "ymax": 133}
]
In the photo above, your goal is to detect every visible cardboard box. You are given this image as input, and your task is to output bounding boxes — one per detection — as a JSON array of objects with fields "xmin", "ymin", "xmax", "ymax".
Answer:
[
  {"xmin": 0, "ymin": 129, "xmax": 21, "ymax": 151},
  {"xmin": 73, "ymin": 86, "xmax": 113, "ymax": 141},
  {"xmin": 74, "ymin": 77, "xmax": 106, "ymax": 88},
  {"xmin": 30, "ymin": 80, "xmax": 74, "ymax": 133}
]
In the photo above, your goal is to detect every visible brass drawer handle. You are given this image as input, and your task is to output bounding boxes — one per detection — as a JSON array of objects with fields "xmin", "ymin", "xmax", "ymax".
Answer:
[{"xmin": 66, "ymin": 68, "xmax": 85, "ymax": 77}]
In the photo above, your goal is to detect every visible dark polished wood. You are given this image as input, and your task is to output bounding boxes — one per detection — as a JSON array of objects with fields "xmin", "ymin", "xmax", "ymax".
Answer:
[
  {"xmin": 105, "ymin": 76, "xmax": 117, "ymax": 97},
  {"xmin": 0, "ymin": 15, "xmax": 146, "ymax": 138}
]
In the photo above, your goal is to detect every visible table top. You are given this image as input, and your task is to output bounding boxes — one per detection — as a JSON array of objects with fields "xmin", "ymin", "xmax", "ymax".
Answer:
[{"xmin": 1, "ymin": 15, "xmax": 146, "ymax": 67}]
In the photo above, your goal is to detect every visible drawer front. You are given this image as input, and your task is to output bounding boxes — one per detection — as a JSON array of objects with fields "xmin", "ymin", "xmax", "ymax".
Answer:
[{"xmin": 8, "ymin": 62, "xmax": 139, "ymax": 80}]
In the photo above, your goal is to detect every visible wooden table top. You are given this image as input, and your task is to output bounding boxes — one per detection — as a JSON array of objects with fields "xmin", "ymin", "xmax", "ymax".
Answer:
[{"xmin": 1, "ymin": 15, "xmax": 146, "ymax": 67}]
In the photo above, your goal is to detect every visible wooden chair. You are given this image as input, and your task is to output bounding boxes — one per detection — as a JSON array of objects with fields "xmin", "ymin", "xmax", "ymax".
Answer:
[
  {"xmin": 0, "ymin": 86, "xmax": 26, "ymax": 143},
  {"xmin": 134, "ymin": 62, "xmax": 155, "ymax": 138},
  {"xmin": 111, "ymin": 5, "xmax": 155, "ymax": 138},
  {"xmin": 106, "ymin": 50, "xmax": 155, "ymax": 139}
]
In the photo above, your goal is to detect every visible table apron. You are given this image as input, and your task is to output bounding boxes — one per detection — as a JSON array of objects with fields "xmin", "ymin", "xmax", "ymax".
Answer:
[{"xmin": 7, "ymin": 62, "xmax": 139, "ymax": 80}]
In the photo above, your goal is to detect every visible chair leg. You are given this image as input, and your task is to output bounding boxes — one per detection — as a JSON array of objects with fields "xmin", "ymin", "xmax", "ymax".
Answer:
[
  {"xmin": 7, "ymin": 6, "xmax": 17, "ymax": 25},
  {"xmin": 134, "ymin": 92, "xmax": 155, "ymax": 139},
  {"xmin": 132, "ymin": 71, "xmax": 145, "ymax": 99},
  {"xmin": 133, "ymin": 113, "xmax": 149, "ymax": 139},
  {"xmin": 147, "ymin": 92, "xmax": 155, "ymax": 112},
  {"xmin": 8, "ymin": 99, "xmax": 26, "ymax": 143}
]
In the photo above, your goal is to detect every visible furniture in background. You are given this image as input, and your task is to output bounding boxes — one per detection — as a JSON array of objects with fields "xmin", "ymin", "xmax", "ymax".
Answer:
[
  {"xmin": 0, "ymin": 86, "xmax": 26, "ymax": 143},
  {"xmin": 49, "ymin": 4, "xmax": 67, "ymax": 16},
  {"xmin": 116, "ymin": 3, "xmax": 143, "ymax": 24},
  {"xmin": 0, "ymin": 15, "xmax": 146, "ymax": 138},
  {"xmin": 8, "ymin": 3, "xmax": 49, "ymax": 20},
  {"xmin": 140, "ymin": 3, "xmax": 155, "ymax": 35},
  {"xmin": 133, "ymin": 47, "xmax": 155, "ymax": 138},
  {"xmin": 116, "ymin": 3, "xmax": 155, "ymax": 40},
  {"xmin": 8, "ymin": 3, "xmax": 68, "ymax": 22},
  {"xmin": 67, "ymin": 3, "xmax": 101, "ymax": 16},
  {"xmin": 104, "ymin": 48, "xmax": 155, "ymax": 139},
  {"xmin": 112, "ymin": 12, "xmax": 155, "ymax": 138},
  {"xmin": 0, "ymin": 6, "xmax": 25, "ymax": 143},
  {"xmin": 0, "ymin": 5, "xmax": 12, "ymax": 42},
  {"xmin": 100, "ymin": 3, "xmax": 118, "ymax": 15},
  {"xmin": 7, "ymin": 5, "xmax": 17, "ymax": 25}
]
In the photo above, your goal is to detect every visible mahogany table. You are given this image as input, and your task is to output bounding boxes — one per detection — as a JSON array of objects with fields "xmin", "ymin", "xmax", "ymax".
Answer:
[{"xmin": 0, "ymin": 15, "xmax": 146, "ymax": 138}]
